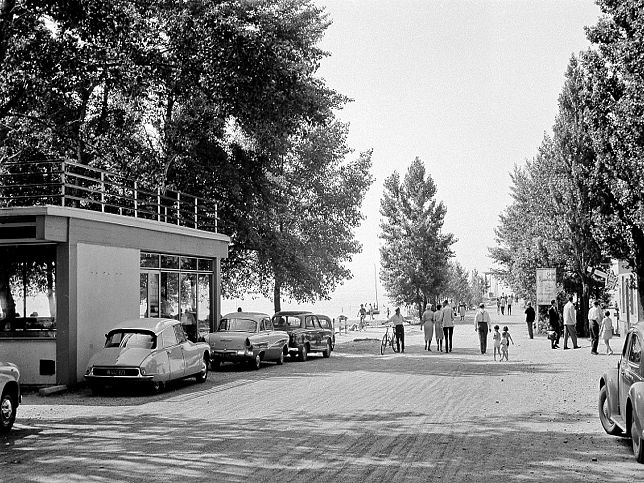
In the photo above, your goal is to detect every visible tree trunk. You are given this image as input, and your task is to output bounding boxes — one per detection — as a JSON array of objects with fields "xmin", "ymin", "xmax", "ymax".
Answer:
[
  {"xmin": 273, "ymin": 279, "xmax": 281, "ymax": 313},
  {"xmin": 633, "ymin": 227, "xmax": 644, "ymax": 323},
  {"xmin": 577, "ymin": 277, "xmax": 590, "ymax": 338}
]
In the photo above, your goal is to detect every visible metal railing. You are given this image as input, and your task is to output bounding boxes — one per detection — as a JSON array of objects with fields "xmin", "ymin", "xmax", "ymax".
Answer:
[{"xmin": 0, "ymin": 159, "xmax": 218, "ymax": 232}]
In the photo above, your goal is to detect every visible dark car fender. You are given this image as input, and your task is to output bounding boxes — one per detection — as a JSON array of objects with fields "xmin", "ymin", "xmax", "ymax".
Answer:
[
  {"xmin": 628, "ymin": 381, "xmax": 644, "ymax": 438},
  {"xmin": 601, "ymin": 368, "xmax": 620, "ymax": 420}
]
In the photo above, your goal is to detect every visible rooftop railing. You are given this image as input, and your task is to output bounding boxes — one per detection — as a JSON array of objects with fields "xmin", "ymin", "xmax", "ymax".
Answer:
[{"xmin": 0, "ymin": 159, "xmax": 218, "ymax": 233}]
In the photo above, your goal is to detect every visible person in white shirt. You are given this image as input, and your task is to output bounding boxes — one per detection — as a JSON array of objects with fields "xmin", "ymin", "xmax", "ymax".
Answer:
[
  {"xmin": 388, "ymin": 307, "xmax": 406, "ymax": 353},
  {"xmin": 588, "ymin": 300, "xmax": 602, "ymax": 355},
  {"xmin": 563, "ymin": 295, "xmax": 580, "ymax": 349},
  {"xmin": 441, "ymin": 300, "xmax": 455, "ymax": 352},
  {"xmin": 474, "ymin": 303, "xmax": 491, "ymax": 354}
]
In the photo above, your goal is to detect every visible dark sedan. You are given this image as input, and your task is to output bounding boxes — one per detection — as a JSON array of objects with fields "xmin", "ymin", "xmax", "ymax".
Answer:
[{"xmin": 271, "ymin": 311, "xmax": 333, "ymax": 361}]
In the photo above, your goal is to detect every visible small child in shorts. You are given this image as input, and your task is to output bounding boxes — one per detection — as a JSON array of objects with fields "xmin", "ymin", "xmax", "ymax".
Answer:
[
  {"xmin": 492, "ymin": 325, "xmax": 501, "ymax": 361},
  {"xmin": 500, "ymin": 326, "xmax": 514, "ymax": 361}
]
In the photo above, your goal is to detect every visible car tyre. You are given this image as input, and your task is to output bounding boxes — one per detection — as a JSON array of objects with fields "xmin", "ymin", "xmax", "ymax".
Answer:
[
  {"xmin": 276, "ymin": 349, "xmax": 285, "ymax": 365},
  {"xmin": 210, "ymin": 359, "xmax": 220, "ymax": 371},
  {"xmin": 196, "ymin": 357, "xmax": 209, "ymax": 383},
  {"xmin": 599, "ymin": 385, "xmax": 621, "ymax": 436},
  {"xmin": 631, "ymin": 407, "xmax": 644, "ymax": 463},
  {"xmin": 323, "ymin": 339, "xmax": 331, "ymax": 358},
  {"xmin": 0, "ymin": 392, "xmax": 17, "ymax": 433},
  {"xmin": 299, "ymin": 344, "xmax": 308, "ymax": 362}
]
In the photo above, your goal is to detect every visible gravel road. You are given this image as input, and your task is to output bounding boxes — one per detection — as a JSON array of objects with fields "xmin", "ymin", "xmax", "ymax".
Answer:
[{"xmin": 1, "ymin": 309, "xmax": 641, "ymax": 482}]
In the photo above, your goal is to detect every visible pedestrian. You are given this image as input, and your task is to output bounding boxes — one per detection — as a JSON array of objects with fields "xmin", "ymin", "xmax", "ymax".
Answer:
[
  {"xmin": 496, "ymin": 297, "xmax": 501, "ymax": 315},
  {"xmin": 492, "ymin": 325, "xmax": 502, "ymax": 361},
  {"xmin": 421, "ymin": 304, "xmax": 434, "ymax": 351},
  {"xmin": 500, "ymin": 294, "xmax": 505, "ymax": 315},
  {"xmin": 458, "ymin": 301, "xmax": 466, "ymax": 320},
  {"xmin": 474, "ymin": 302, "xmax": 491, "ymax": 354},
  {"xmin": 524, "ymin": 301, "xmax": 535, "ymax": 339},
  {"xmin": 500, "ymin": 326, "xmax": 514, "ymax": 361},
  {"xmin": 358, "ymin": 304, "xmax": 367, "ymax": 330},
  {"xmin": 386, "ymin": 307, "xmax": 390, "ymax": 318},
  {"xmin": 433, "ymin": 304, "xmax": 444, "ymax": 352},
  {"xmin": 388, "ymin": 307, "xmax": 405, "ymax": 353},
  {"xmin": 563, "ymin": 295, "xmax": 580, "ymax": 350},
  {"xmin": 441, "ymin": 299, "xmax": 455, "ymax": 353},
  {"xmin": 369, "ymin": 303, "xmax": 374, "ymax": 320},
  {"xmin": 599, "ymin": 310, "xmax": 614, "ymax": 355},
  {"xmin": 588, "ymin": 300, "xmax": 602, "ymax": 355},
  {"xmin": 507, "ymin": 296, "xmax": 512, "ymax": 315},
  {"xmin": 548, "ymin": 299, "xmax": 561, "ymax": 349}
]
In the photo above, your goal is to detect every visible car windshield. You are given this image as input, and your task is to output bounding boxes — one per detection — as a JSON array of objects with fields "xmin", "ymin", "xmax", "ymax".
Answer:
[
  {"xmin": 105, "ymin": 330, "xmax": 156, "ymax": 349},
  {"xmin": 272, "ymin": 316, "xmax": 301, "ymax": 330},
  {"xmin": 218, "ymin": 318, "xmax": 257, "ymax": 332}
]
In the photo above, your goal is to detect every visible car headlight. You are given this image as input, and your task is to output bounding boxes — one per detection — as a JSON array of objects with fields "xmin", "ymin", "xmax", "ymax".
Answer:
[{"xmin": 85, "ymin": 367, "xmax": 92, "ymax": 375}]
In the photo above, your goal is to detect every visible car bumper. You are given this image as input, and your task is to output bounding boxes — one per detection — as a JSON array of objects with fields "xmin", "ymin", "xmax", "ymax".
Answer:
[{"xmin": 210, "ymin": 349, "xmax": 254, "ymax": 362}]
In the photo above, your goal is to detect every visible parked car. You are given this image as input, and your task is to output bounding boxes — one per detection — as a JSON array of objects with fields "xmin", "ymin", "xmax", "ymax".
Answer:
[
  {"xmin": 271, "ymin": 311, "xmax": 333, "ymax": 361},
  {"xmin": 84, "ymin": 318, "xmax": 210, "ymax": 394},
  {"xmin": 205, "ymin": 312, "xmax": 289, "ymax": 370},
  {"xmin": 598, "ymin": 321, "xmax": 644, "ymax": 463},
  {"xmin": 0, "ymin": 361, "xmax": 20, "ymax": 433},
  {"xmin": 315, "ymin": 314, "xmax": 335, "ymax": 350}
]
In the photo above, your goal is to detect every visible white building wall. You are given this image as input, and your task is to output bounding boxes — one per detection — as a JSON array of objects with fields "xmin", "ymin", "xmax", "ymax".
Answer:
[{"xmin": 75, "ymin": 243, "xmax": 139, "ymax": 381}]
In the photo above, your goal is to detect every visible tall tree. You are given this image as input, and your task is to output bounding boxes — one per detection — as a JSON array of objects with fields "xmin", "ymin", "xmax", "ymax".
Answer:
[
  {"xmin": 379, "ymin": 158, "xmax": 455, "ymax": 319},
  {"xmin": 581, "ymin": 0, "xmax": 644, "ymax": 304}
]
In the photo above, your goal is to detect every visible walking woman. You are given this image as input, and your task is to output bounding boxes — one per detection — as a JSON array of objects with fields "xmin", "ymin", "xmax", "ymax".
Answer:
[
  {"xmin": 433, "ymin": 304, "xmax": 444, "ymax": 352},
  {"xmin": 422, "ymin": 304, "xmax": 435, "ymax": 351}
]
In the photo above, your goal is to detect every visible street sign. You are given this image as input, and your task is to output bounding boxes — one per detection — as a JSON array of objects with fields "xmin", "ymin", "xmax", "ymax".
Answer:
[
  {"xmin": 605, "ymin": 270, "xmax": 618, "ymax": 291},
  {"xmin": 536, "ymin": 268, "xmax": 557, "ymax": 305}
]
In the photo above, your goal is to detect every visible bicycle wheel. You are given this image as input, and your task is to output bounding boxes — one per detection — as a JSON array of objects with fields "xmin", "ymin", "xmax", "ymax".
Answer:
[
  {"xmin": 390, "ymin": 334, "xmax": 400, "ymax": 353},
  {"xmin": 380, "ymin": 333, "xmax": 388, "ymax": 355}
]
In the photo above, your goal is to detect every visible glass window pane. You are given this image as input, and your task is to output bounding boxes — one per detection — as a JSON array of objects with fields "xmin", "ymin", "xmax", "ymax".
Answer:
[
  {"xmin": 149, "ymin": 273, "xmax": 159, "ymax": 317},
  {"xmin": 140, "ymin": 273, "xmax": 148, "ymax": 317},
  {"xmin": 140, "ymin": 252, "xmax": 160, "ymax": 268},
  {"xmin": 197, "ymin": 274, "xmax": 212, "ymax": 337},
  {"xmin": 161, "ymin": 255, "xmax": 179, "ymax": 269},
  {"xmin": 198, "ymin": 259, "xmax": 213, "ymax": 272},
  {"xmin": 180, "ymin": 273, "xmax": 197, "ymax": 341},
  {"xmin": 0, "ymin": 245, "xmax": 56, "ymax": 339},
  {"xmin": 180, "ymin": 257, "xmax": 198, "ymax": 271},
  {"xmin": 161, "ymin": 272, "xmax": 179, "ymax": 319}
]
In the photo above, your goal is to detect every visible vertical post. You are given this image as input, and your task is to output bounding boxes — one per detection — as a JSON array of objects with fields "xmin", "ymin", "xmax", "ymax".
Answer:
[
  {"xmin": 194, "ymin": 197, "xmax": 198, "ymax": 228},
  {"xmin": 119, "ymin": 180, "xmax": 123, "ymax": 216},
  {"xmin": 214, "ymin": 203, "xmax": 218, "ymax": 233},
  {"xmin": 100, "ymin": 171, "xmax": 105, "ymax": 212},
  {"xmin": 157, "ymin": 187, "xmax": 161, "ymax": 222},
  {"xmin": 61, "ymin": 160, "xmax": 66, "ymax": 207},
  {"xmin": 176, "ymin": 191, "xmax": 181, "ymax": 225},
  {"xmin": 134, "ymin": 181, "xmax": 138, "ymax": 218}
]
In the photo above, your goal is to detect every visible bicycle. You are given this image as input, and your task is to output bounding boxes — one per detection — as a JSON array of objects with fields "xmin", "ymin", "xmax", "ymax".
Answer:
[{"xmin": 380, "ymin": 325, "xmax": 400, "ymax": 355}]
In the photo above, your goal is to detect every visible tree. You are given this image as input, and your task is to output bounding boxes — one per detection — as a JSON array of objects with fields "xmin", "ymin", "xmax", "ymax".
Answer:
[
  {"xmin": 445, "ymin": 261, "xmax": 469, "ymax": 306},
  {"xmin": 581, "ymin": 0, "xmax": 644, "ymax": 304},
  {"xmin": 379, "ymin": 158, "xmax": 455, "ymax": 319},
  {"xmin": 468, "ymin": 269, "xmax": 488, "ymax": 307}
]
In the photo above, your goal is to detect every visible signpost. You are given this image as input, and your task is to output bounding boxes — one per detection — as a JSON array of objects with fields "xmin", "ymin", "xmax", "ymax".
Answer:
[{"xmin": 536, "ymin": 268, "xmax": 557, "ymax": 305}]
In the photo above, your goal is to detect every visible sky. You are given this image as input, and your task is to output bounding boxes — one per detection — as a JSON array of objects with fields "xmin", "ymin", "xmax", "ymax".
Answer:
[{"xmin": 222, "ymin": 0, "xmax": 603, "ymax": 318}]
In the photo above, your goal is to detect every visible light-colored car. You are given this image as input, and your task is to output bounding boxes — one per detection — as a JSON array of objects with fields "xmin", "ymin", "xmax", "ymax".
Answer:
[
  {"xmin": 0, "ymin": 361, "xmax": 20, "ymax": 433},
  {"xmin": 205, "ymin": 312, "xmax": 289, "ymax": 370},
  {"xmin": 84, "ymin": 318, "xmax": 210, "ymax": 394},
  {"xmin": 599, "ymin": 321, "xmax": 644, "ymax": 462}
]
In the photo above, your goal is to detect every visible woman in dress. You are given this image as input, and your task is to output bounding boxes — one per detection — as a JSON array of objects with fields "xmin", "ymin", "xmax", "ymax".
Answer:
[
  {"xmin": 458, "ymin": 301, "xmax": 466, "ymax": 320},
  {"xmin": 599, "ymin": 310, "xmax": 614, "ymax": 355},
  {"xmin": 433, "ymin": 303, "xmax": 444, "ymax": 352},
  {"xmin": 422, "ymin": 304, "xmax": 435, "ymax": 351}
]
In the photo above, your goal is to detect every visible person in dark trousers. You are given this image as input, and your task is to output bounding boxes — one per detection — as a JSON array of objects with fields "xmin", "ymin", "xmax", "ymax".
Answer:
[
  {"xmin": 524, "ymin": 301, "xmax": 535, "ymax": 339},
  {"xmin": 548, "ymin": 299, "xmax": 561, "ymax": 349},
  {"xmin": 441, "ymin": 299, "xmax": 455, "ymax": 352},
  {"xmin": 588, "ymin": 300, "xmax": 602, "ymax": 355},
  {"xmin": 474, "ymin": 303, "xmax": 491, "ymax": 354},
  {"xmin": 389, "ymin": 307, "xmax": 405, "ymax": 353}
]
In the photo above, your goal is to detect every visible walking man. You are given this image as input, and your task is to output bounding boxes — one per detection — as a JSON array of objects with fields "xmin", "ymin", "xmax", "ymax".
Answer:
[
  {"xmin": 548, "ymin": 299, "xmax": 561, "ymax": 349},
  {"xmin": 588, "ymin": 300, "xmax": 602, "ymax": 355},
  {"xmin": 441, "ymin": 299, "xmax": 455, "ymax": 352},
  {"xmin": 525, "ymin": 301, "xmax": 535, "ymax": 339},
  {"xmin": 474, "ymin": 303, "xmax": 491, "ymax": 354},
  {"xmin": 389, "ymin": 307, "xmax": 405, "ymax": 353},
  {"xmin": 563, "ymin": 295, "xmax": 580, "ymax": 350}
]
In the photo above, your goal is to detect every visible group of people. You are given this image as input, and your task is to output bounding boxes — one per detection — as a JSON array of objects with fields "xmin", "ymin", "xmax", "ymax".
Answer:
[
  {"xmin": 415, "ymin": 300, "xmax": 456, "ymax": 353},
  {"xmin": 546, "ymin": 297, "xmax": 615, "ymax": 354},
  {"xmin": 473, "ymin": 303, "xmax": 514, "ymax": 360},
  {"xmin": 496, "ymin": 294, "xmax": 513, "ymax": 315}
]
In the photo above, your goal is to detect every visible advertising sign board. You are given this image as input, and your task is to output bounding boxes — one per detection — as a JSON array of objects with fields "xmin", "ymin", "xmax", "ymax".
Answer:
[{"xmin": 536, "ymin": 268, "xmax": 557, "ymax": 305}]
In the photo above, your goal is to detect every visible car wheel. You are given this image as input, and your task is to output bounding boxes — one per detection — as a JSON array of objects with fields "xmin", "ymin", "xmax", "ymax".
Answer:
[
  {"xmin": 196, "ymin": 357, "xmax": 209, "ymax": 383},
  {"xmin": 276, "ymin": 349, "xmax": 285, "ymax": 365},
  {"xmin": 210, "ymin": 359, "xmax": 220, "ymax": 371},
  {"xmin": 250, "ymin": 353, "xmax": 261, "ymax": 370},
  {"xmin": 0, "ymin": 392, "xmax": 17, "ymax": 433},
  {"xmin": 299, "ymin": 344, "xmax": 308, "ymax": 362},
  {"xmin": 599, "ymin": 385, "xmax": 621, "ymax": 436},
  {"xmin": 150, "ymin": 381, "xmax": 164, "ymax": 394},
  {"xmin": 631, "ymin": 407, "xmax": 644, "ymax": 463},
  {"xmin": 323, "ymin": 339, "xmax": 331, "ymax": 358}
]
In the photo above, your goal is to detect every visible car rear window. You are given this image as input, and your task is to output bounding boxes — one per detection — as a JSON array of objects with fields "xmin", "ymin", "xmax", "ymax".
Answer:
[
  {"xmin": 272, "ymin": 316, "xmax": 301, "ymax": 330},
  {"xmin": 218, "ymin": 318, "xmax": 257, "ymax": 332},
  {"xmin": 105, "ymin": 331, "xmax": 156, "ymax": 349}
]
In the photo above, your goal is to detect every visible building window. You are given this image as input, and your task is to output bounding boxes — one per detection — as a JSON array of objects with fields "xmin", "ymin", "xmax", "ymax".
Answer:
[
  {"xmin": 140, "ymin": 252, "xmax": 213, "ymax": 341},
  {"xmin": 0, "ymin": 245, "xmax": 56, "ymax": 338}
]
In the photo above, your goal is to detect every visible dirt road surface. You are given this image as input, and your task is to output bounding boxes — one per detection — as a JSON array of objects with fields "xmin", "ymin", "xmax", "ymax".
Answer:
[{"xmin": 1, "ymin": 309, "xmax": 641, "ymax": 482}]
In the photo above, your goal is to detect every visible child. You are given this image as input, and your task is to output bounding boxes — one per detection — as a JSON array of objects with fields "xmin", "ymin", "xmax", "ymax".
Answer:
[
  {"xmin": 492, "ymin": 325, "xmax": 502, "ymax": 361},
  {"xmin": 500, "ymin": 326, "xmax": 514, "ymax": 361},
  {"xmin": 599, "ymin": 310, "xmax": 614, "ymax": 355}
]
